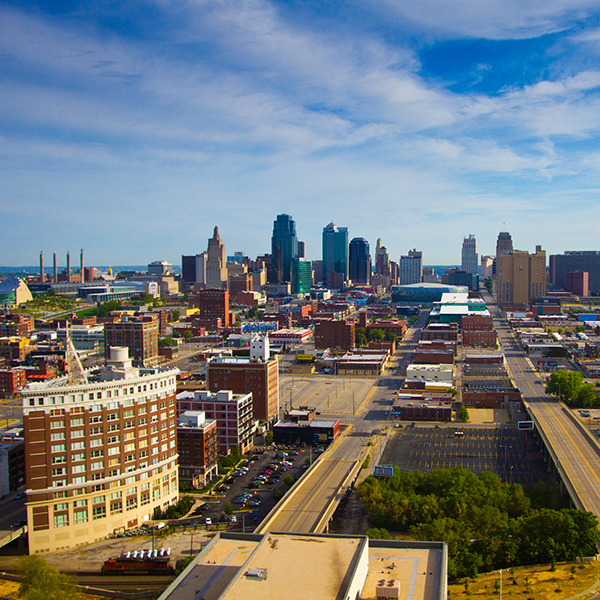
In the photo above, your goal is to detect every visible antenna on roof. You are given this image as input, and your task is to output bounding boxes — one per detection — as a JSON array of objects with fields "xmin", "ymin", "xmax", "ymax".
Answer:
[{"xmin": 66, "ymin": 322, "xmax": 88, "ymax": 386}]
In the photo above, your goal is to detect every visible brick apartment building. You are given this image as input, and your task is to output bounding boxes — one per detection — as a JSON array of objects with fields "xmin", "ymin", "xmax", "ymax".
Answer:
[
  {"xmin": 20, "ymin": 347, "xmax": 180, "ymax": 554},
  {"xmin": 0, "ymin": 368, "xmax": 27, "ymax": 397},
  {"xmin": 176, "ymin": 390, "xmax": 254, "ymax": 454},
  {"xmin": 420, "ymin": 324, "xmax": 458, "ymax": 341},
  {"xmin": 462, "ymin": 330, "xmax": 498, "ymax": 347},
  {"xmin": 412, "ymin": 349, "xmax": 454, "ymax": 365},
  {"xmin": 315, "ymin": 319, "xmax": 356, "ymax": 350},
  {"xmin": 461, "ymin": 315, "xmax": 493, "ymax": 330},
  {"xmin": 177, "ymin": 411, "xmax": 218, "ymax": 488},
  {"xmin": 104, "ymin": 315, "xmax": 159, "ymax": 366},
  {"xmin": 189, "ymin": 289, "xmax": 230, "ymax": 326}
]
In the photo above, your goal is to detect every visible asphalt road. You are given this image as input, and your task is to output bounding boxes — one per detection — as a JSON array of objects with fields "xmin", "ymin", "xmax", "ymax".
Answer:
[
  {"xmin": 258, "ymin": 310, "xmax": 430, "ymax": 533},
  {"xmin": 484, "ymin": 291, "xmax": 600, "ymax": 515}
]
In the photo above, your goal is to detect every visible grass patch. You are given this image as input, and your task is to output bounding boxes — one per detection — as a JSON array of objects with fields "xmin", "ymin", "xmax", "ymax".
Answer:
[{"xmin": 448, "ymin": 561, "xmax": 600, "ymax": 600}]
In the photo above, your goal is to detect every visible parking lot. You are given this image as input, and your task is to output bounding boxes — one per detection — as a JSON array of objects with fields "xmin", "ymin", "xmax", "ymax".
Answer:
[
  {"xmin": 182, "ymin": 447, "xmax": 313, "ymax": 530},
  {"xmin": 379, "ymin": 426, "xmax": 551, "ymax": 485}
]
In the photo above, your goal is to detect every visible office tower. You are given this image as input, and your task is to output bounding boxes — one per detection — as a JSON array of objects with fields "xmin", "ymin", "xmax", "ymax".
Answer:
[
  {"xmin": 498, "ymin": 246, "xmax": 546, "ymax": 306},
  {"xmin": 21, "ymin": 346, "xmax": 179, "ymax": 554},
  {"xmin": 349, "ymin": 238, "xmax": 371, "ymax": 285},
  {"xmin": 297, "ymin": 241, "xmax": 305, "ymax": 259},
  {"xmin": 374, "ymin": 239, "xmax": 390, "ymax": 277},
  {"xmin": 565, "ymin": 271, "xmax": 589, "ymax": 296},
  {"xmin": 493, "ymin": 231, "xmax": 513, "ymax": 279},
  {"xmin": 461, "ymin": 235, "xmax": 478, "ymax": 275},
  {"xmin": 481, "ymin": 255, "xmax": 494, "ymax": 279},
  {"xmin": 104, "ymin": 315, "xmax": 159, "ymax": 366},
  {"xmin": 205, "ymin": 227, "xmax": 228, "ymax": 289},
  {"xmin": 291, "ymin": 259, "xmax": 312, "ymax": 295},
  {"xmin": 398, "ymin": 249, "xmax": 423, "ymax": 285},
  {"xmin": 322, "ymin": 222, "xmax": 349, "ymax": 285},
  {"xmin": 270, "ymin": 214, "xmax": 299, "ymax": 283},
  {"xmin": 549, "ymin": 251, "xmax": 600, "ymax": 293},
  {"xmin": 182, "ymin": 254, "xmax": 206, "ymax": 285}
]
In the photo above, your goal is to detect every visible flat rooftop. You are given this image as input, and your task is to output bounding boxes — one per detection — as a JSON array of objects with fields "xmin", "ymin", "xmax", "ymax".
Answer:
[{"xmin": 158, "ymin": 533, "xmax": 447, "ymax": 600}]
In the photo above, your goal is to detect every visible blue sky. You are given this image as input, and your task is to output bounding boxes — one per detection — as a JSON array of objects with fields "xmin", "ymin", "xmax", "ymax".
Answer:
[{"xmin": 3, "ymin": 0, "xmax": 600, "ymax": 267}]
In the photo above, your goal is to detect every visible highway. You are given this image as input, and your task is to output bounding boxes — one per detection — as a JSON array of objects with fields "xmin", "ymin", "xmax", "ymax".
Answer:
[
  {"xmin": 484, "ymin": 292, "xmax": 600, "ymax": 516},
  {"xmin": 258, "ymin": 310, "xmax": 429, "ymax": 533}
]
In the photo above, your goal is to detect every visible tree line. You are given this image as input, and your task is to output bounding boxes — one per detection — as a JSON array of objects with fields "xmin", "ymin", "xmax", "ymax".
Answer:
[{"xmin": 358, "ymin": 467, "xmax": 599, "ymax": 580}]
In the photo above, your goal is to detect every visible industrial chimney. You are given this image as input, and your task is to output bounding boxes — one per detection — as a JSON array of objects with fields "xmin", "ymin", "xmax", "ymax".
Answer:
[
  {"xmin": 40, "ymin": 251, "xmax": 44, "ymax": 283},
  {"xmin": 53, "ymin": 252, "xmax": 57, "ymax": 283},
  {"xmin": 80, "ymin": 249, "xmax": 85, "ymax": 284}
]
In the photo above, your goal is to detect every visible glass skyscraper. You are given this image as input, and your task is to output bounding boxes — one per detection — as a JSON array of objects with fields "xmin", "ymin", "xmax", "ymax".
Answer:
[
  {"xmin": 349, "ymin": 237, "xmax": 371, "ymax": 285},
  {"xmin": 271, "ymin": 214, "xmax": 299, "ymax": 283},
  {"xmin": 322, "ymin": 222, "xmax": 349, "ymax": 285}
]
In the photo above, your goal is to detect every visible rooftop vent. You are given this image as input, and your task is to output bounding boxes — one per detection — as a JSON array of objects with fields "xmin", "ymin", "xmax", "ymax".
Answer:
[{"xmin": 246, "ymin": 568, "xmax": 268, "ymax": 581}]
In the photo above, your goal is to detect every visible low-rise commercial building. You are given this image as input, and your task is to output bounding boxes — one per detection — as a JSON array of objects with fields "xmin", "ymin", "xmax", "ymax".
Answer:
[
  {"xmin": 272, "ymin": 420, "xmax": 340, "ymax": 445},
  {"xmin": 177, "ymin": 411, "xmax": 218, "ymax": 488}
]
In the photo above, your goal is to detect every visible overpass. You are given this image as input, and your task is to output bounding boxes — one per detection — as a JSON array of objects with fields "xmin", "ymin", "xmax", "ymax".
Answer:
[{"xmin": 485, "ymin": 293, "xmax": 600, "ymax": 517}]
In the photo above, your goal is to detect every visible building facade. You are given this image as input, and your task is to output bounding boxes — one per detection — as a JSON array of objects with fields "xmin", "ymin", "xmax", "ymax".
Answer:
[
  {"xmin": 104, "ymin": 316, "xmax": 159, "ymax": 367},
  {"xmin": 314, "ymin": 319, "xmax": 355, "ymax": 350},
  {"xmin": 21, "ymin": 347, "xmax": 179, "ymax": 554},
  {"xmin": 189, "ymin": 289, "xmax": 230, "ymax": 325},
  {"xmin": 461, "ymin": 234, "xmax": 478, "ymax": 275},
  {"xmin": 322, "ymin": 222, "xmax": 349, "ymax": 285},
  {"xmin": 498, "ymin": 246, "xmax": 547, "ymax": 306},
  {"xmin": 549, "ymin": 251, "xmax": 600, "ymax": 293},
  {"xmin": 398, "ymin": 249, "xmax": 423, "ymax": 285},
  {"xmin": 270, "ymin": 214, "xmax": 299, "ymax": 283},
  {"xmin": 205, "ymin": 227, "xmax": 228, "ymax": 289},
  {"xmin": 349, "ymin": 238, "xmax": 371, "ymax": 285},
  {"xmin": 291, "ymin": 259, "xmax": 312, "ymax": 295},
  {"xmin": 177, "ymin": 411, "xmax": 218, "ymax": 488}
]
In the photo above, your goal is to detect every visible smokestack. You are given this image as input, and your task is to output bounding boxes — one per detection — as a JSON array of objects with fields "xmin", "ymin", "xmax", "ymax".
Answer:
[
  {"xmin": 80, "ymin": 249, "xmax": 85, "ymax": 284},
  {"xmin": 53, "ymin": 252, "xmax": 57, "ymax": 283},
  {"xmin": 40, "ymin": 252, "xmax": 44, "ymax": 283},
  {"xmin": 67, "ymin": 251, "xmax": 71, "ymax": 282}
]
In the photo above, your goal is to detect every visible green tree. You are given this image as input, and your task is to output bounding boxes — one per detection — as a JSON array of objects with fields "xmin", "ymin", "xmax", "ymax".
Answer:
[
  {"xmin": 385, "ymin": 332, "xmax": 398, "ymax": 343},
  {"xmin": 545, "ymin": 370, "xmax": 585, "ymax": 404},
  {"xmin": 224, "ymin": 501, "xmax": 234, "ymax": 515},
  {"xmin": 265, "ymin": 431, "xmax": 273, "ymax": 445},
  {"xmin": 183, "ymin": 330, "xmax": 193, "ymax": 341},
  {"xmin": 284, "ymin": 475, "xmax": 296, "ymax": 487},
  {"xmin": 159, "ymin": 336, "xmax": 177, "ymax": 347},
  {"xmin": 576, "ymin": 383, "xmax": 597, "ymax": 407},
  {"xmin": 19, "ymin": 556, "xmax": 80, "ymax": 600},
  {"xmin": 369, "ymin": 328, "xmax": 384, "ymax": 341},
  {"xmin": 356, "ymin": 332, "xmax": 368, "ymax": 347},
  {"xmin": 366, "ymin": 527, "xmax": 392, "ymax": 540},
  {"xmin": 170, "ymin": 309, "xmax": 181, "ymax": 322}
]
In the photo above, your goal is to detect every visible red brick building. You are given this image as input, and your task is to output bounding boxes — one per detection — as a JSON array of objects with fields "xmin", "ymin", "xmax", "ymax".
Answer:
[
  {"xmin": 413, "ymin": 349, "xmax": 454, "ymax": 365},
  {"xmin": 206, "ymin": 357, "xmax": 279, "ymax": 422},
  {"xmin": 315, "ymin": 319, "xmax": 356, "ymax": 351},
  {"xmin": 177, "ymin": 411, "xmax": 218, "ymax": 488},
  {"xmin": 461, "ymin": 315, "xmax": 493, "ymax": 330},
  {"xmin": 420, "ymin": 324, "xmax": 458, "ymax": 341},
  {"xmin": 462, "ymin": 330, "xmax": 498, "ymax": 347},
  {"xmin": 462, "ymin": 387, "xmax": 521, "ymax": 408},
  {"xmin": 565, "ymin": 271, "xmax": 589, "ymax": 296},
  {"xmin": 0, "ymin": 368, "xmax": 27, "ymax": 397},
  {"xmin": 103, "ymin": 314, "xmax": 159, "ymax": 366},
  {"xmin": 366, "ymin": 320, "xmax": 407, "ymax": 339},
  {"xmin": 189, "ymin": 288, "xmax": 230, "ymax": 325}
]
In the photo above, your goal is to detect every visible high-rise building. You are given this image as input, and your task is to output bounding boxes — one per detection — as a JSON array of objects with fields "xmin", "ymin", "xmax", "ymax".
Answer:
[
  {"xmin": 291, "ymin": 259, "xmax": 312, "ymax": 295},
  {"xmin": 461, "ymin": 235, "xmax": 478, "ymax": 275},
  {"xmin": 565, "ymin": 271, "xmax": 589, "ymax": 296},
  {"xmin": 349, "ymin": 238, "xmax": 371, "ymax": 285},
  {"xmin": 498, "ymin": 246, "xmax": 546, "ymax": 306},
  {"xmin": 21, "ymin": 346, "xmax": 180, "ymax": 554},
  {"xmin": 493, "ymin": 231, "xmax": 513, "ymax": 279},
  {"xmin": 182, "ymin": 254, "xmax": 206, "ymax": 286},
  {"xmin": 271, "ymin": 214, "xmax": 299, "ymax": 283},
  {"xmin": 549, "ymin": 251, "xmax": 600, "ymax": 294},
  {"xmin": 481, "ymin": 255, "xmax": 494, "ymax": 279},
  {"xmin": 206, "ymin": 227, "xmax": 228, "ymax": 289},
  {"xmin": 322, "ymin": 222, "xmax": 348, "ymax": 285},
  {"xmin": 374, "ymin": 239, "xmax": 390, "ymax": 278},
  {"xmin": 398, "ymin": 249, "xmax": 423, "ymax": 285}
]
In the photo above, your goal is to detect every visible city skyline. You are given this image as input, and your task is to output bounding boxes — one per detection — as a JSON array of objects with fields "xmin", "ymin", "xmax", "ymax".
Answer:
[{"xmin": 3, "ymin": 2, "xmax": 600, "ymax": 264}]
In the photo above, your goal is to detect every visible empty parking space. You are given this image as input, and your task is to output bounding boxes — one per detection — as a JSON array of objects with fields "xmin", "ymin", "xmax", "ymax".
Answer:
[{"xmin": 380, "ymin": 427, "xmax": 551, "ymax": 485}]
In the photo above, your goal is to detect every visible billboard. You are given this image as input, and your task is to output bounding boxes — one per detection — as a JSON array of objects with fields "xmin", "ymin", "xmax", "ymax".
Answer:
[
  {"xmin": 518, "ymin": 421, "xmax": 534, "ymax": 431},
  {"xmin": 295, "ymin": 354, "xmax": 314, "ymax": 362},
  {"xmin": 374, "ymin": 465, "xmax": 394, "ymax": 478},
  {"xmin": 241, "ymin": 322, "xmax": 278, "ymax": 333}
]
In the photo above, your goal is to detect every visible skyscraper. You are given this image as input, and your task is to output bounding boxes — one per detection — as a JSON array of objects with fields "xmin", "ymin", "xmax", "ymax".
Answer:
[
  {"xmin": 271, "ymin": 214, "xmax": 299, "ymax": 283},
  {"xmin": 374, "ymin": 239, "xmax": 390, "ymax": 277},
  {"xmin": 349, "ymin": 238, "xmax": 371, "ymax": 285},
  {"xmin": 493, "ymin": 231, "xmax": 513, "ymax": 280},
  {"xmin": 206, "ymin": 226, "xmax": 228, "ymax": 289},
  {"xmin": 461, "ymin": 234, "xmax": 478, "ymax": 275},
  {"xmin": 399, "ymin": 249, "xmax": 423, "ymax": 285},
  {"xmin": 498, "ymin": 246, "xmax": 546, "ymax": 306},
  {"xmin": 291, "ymin": 259, "xmax": 312, "ymax": 295},
  {"xmin": 322, "ymin": 222, "xmax": 348, "ymax": 285}
]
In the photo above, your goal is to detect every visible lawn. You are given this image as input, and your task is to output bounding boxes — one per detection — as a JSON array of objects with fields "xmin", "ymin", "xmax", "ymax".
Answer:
[{"xmin": 448, "ymin": 561, "xmax": 600, "ymax": 600}]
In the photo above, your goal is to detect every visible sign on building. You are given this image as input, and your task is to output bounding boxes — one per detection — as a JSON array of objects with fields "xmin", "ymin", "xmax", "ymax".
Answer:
[{"xmin": 518, "ymin": 421, "xmax": 534, "ymax": 431}]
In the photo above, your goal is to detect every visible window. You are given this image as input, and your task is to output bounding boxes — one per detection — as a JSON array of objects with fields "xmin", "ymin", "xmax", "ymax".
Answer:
[
  {"xmin": 108, "ymin": 447, "xmax": 120, "ymax": 456},
  {"xmin": 53, "ymin": 503, "xmax": 68, "ymax": 511},
  {"xmin": 50, "ymin": 420, "xmax": 64, "ymax": 429},
  {"xmin": 50, "ymin": 432, "xmax": 65, "ymax": 441},
  {"xmin": 51, "ymin": 444, "xmax": 66, "ymax": 453},
  {"xmin": 71, "ymin": 429, "xmax": 84, "ymax": 438},
  {"xmin": 90, "ymin": 415, "xmax": 102, "ymax": 424},
  {"xmin": 71, "ymin": 417, "xmax": 84, "ymax": 426},
  {"xmin": 110, "ymin": 491, "xmax": 122, "ymax": 499},
  {"xmin": 91, "ymin": 450, "xmax": 103, "ymax": 458},
  {"xmin": 54, "ymin": 514, "xmax": 69, "ymax": 528},
  {"xmin": 126, "ymin": 497, "xmax": 137, "ymax": 510},
  {"xmin": 71, "ymin": 441, "xmax": 85, "ymax": 450},
  {"xmin": 90, "ymin": 438, "xmax": 102, "ymax": 447},
  {"xmin": 107, "ymin": 423, "xmax": 119, "ymax": 432},
  {"xmin": 92, "ymin": 505, "xmax": 106, "ymax": 520},
  {"xmin": 91, "ymin": 461, "xmax": 104, "ymax": 470},
  {"xmin": 110, "ymin": 502, "xmax": 122, "ymax": 515},
  {"xmin": 107, "ymin": 435, "xmax": 119, "ymax": 444},
  {"xmin": 51, "ymin": 456, "xmax": 66, "ymax": 464},
  {"xmin": 90, "ymin": 427, "xmax": 102, "ymax": 435},
  {"xmin": 90, "ymin": 473, "xmax": 103, "ymax": 481},
  {"xmin": 72, "ymin": 465, "xmax": 85, "ymax": 474},
  {"xmin": 74, "ymin": 499, "xmax": 87, "ymax": 507},
  {"xmin": 74, "ymin": 510, "xmax": 87, "ymax": 524},
  {"xmin": 52, "ymin": 468, "xmax": 66, "ymax": 476}
]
